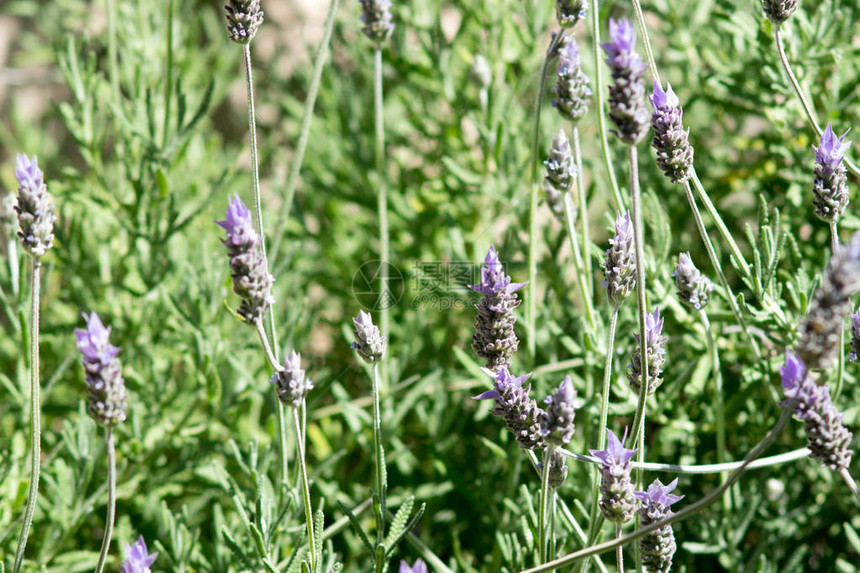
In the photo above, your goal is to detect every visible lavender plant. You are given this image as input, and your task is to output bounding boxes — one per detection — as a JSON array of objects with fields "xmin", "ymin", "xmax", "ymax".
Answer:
[
  {"xmin": 636, "ymin": 478, "xmax": 683, "ymax": 573},
  {"xmin": 543, "ymin": 129, "xmax": 574, "ymax": 220},
  {"xmin": 474, "ymin": 367, "xmax": 544, "ymax": 451},
  {"xmin": 628, "ymin": 308, "xmax": 668, "ymax": 395},
  {"xmin": 811, "ymin": 124, "xmax": 850, "ymax": 224},
  {"xmin": 120, "ymin": 536, "xmax": 158, "ymax": 573}
]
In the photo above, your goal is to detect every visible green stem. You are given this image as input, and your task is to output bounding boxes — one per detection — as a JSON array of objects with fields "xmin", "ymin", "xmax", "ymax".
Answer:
[
  {"xmin": 242, "ymin": 43, "xmax": 279, "ymax": 360},
  {"xmin": 106, "ymin": 0, "xmax": 121, "ymax": 110},
  {"xmin": 12, "ymin": 258, "xmax": 41, "ymax": 573},
  {"xmin": 162, "ymin": 0, "xmax": 174, "ymax": 148},
  {"xmin": 563, "ymin": 193, "xmax": 597, "ymax": 335},
  {"xmin": 839, "ymin": 468, "xmax": 860, "ymax": 504},
  {"xmin": 293, "ymin": 407, "xmax": 317, "ymax": 571},
  {"xmin": 254, "ymin": 319, "xmax": 289, "ymax": 489},
  {"xmin": 773, "ymin": 25, "xmax": 860, "ymax": 178},
  {"xmin": 528, "ymin": 31, "xmax": 563, "ymax": 364},
  {"xmin": 630, "ymin": 0, "xmax": 659, "ymax": 82},
  {"xmin": 572, "ymin": 126, "xmax": 593, "ymax": 303},
  {"xmin": 374, "ymin": 47, "xmax": 390, "ymax": 394},
  {"xmin": 94, "ymin": 428, "xmax": 116, "ymax": 573},
  {"xmin": 683, "ymin": 180, "xmax": 762, "ymax": 360},
  {"xmin": 371, "ymin": 363, "xmax": 387, "ymax": 545},
  {"xmin": 538, "ymin": 447, "xmax": 555, "ymax": 566},
  {"xmin": 275, "ymin": 0, "xmax": 340, "ymax": 237},
  {"xmin": 830, "ymin": 221, "xmax": 846, "ymax": 399},
  {"xmin": 519, "ymin": 407, "xmax": 797, "ymax": 572},
  {"xmin": 614, "ymin": 523, "xmax": 623, "ymax": 573},
  {"xmin": 590, "ymin": 0, "xmax": 625, "ymax": 211}
]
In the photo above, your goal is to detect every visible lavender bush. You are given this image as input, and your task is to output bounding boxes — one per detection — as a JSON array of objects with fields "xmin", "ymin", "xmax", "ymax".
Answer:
[{"xmin": 1, "ymin": 0, "xmax": 859, "ymax": 571}]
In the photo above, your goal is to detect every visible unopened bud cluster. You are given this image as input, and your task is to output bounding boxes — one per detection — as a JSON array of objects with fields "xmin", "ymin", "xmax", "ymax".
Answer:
[
  {"xmin": 603, "ymin": 212, "xmax": 636, "ymax": 305},
  {"xmin": 75, "ymin": 313, "xmax": 128, "ymax": 428},
  {"xmin": 628, "ymin": 308, "xmax": 668, "ymax": 395},
  {"xmin": 351, "ymin": 310, "xmax": 387, "ymax": 363},
  {"xmin": 543, "ymin": 130, "xmax": 575, "ymax": 219},
  {"xmin": 14, "ymin": 154, "xmax": 56, "ymax": 258},
  {"xmin": 224, "ymin": 0, "xmax": 264, "ymax": 44},
  {"xmin": 475, "ymin": 367, "xmax": 545, "ymax": 450},
  {"xmin": 552, "ymin": 36, "xmax": 591, "ymax": 124}
]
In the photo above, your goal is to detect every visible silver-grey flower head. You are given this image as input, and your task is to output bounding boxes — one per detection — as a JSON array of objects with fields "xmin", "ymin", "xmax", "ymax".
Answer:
[
  {"xmin": 603, "ymin": 212, "xmax": 636, "ymax": 305},
  {"xmin": 351, "ymin": 310, "xmax": 387, "ymax": 363},
  {"xmin": 552, "ymin": 36, "xmax": 591, "ymax": 124},
  {"xmin": 224, "ymin": 0, "xmax": 264, "ymax": 44},
  {"xmin": 543, "ymin": 129, "xmax": 575, "ymax": 220},
  {"xmin": 75, "ymin": 313, "xmax": 128, "ymax": 428},
  {"xmin": 672, "ymin": 252, "xmax": 715, "ymax": 310},
  {"xmin": 271, "ymin": 350, "xmax": 314, "ymax": 408},
  {"xmin": 539, "ymin": 375, "xmax": 577, "ymax": 447},
  {"xmin": 359, "ymin": 0, "xmax": 394, "ymax": 45},
  {"xmin": 762, "ymin": 0, "xmax": 798, "ymax": 25},
  {"xmin": 797, "ymin": 232, "xmax": 860, "ymax": 369},
  {"xmin": 14, "ymin": 154, "xmax": 56, "ymax": 258},
  {"xmin": 555, "ymin": 0, "xmax": 587, "ymax": 28},
  {"xmin": 470, "ymin": 55, "xmax": 492, "ymax": 91}
]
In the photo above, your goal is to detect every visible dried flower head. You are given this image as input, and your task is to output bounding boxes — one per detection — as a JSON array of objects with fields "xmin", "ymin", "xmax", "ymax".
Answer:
[
  {"xmin": 628, "ymin": 308, "xmax": 668, "ymax": 395},
  {"xmin": 650, "ymin": 82, "xmax": 694, "ymax": 183},
  {"xmin": 351, "ymin": 310, "xmax": 387, "ymax": 362},
  {"xmin": 589, "ymin": 428, "xmax": 637, "ymax": 523},
  {"xmin": 271, "ymin": 350, "xmax": 314, "ymax": 408},
  {"xmin": 224, "ymin": 0, "xmax": 264, "ymax": 44},
  {"xmin": 468, "ymin": 246, "xmax": 527, "ymax": 371},
  {"xmin": 797, "ymin": 232, "xmax": 860, "ymax": 369},
  {"xmin": 121, "ymin": 536, "xmax": 158, "ymax": 573},
  {"xmin": 812, "ymin": 123, "xmax": 851, "ymax": 222},
  {"xmin": 850, "ymin": 308, "xmax": 860, "ymax": 362},
  {"xmin": 76, "ymin": 313, "xmax": 128, "ymax": 428},
  {"xmin": 14, "ymin": 154, "xmax": 56, "ymax": 258},
  {"xmin": 475, "ymin": 367, "xmax": 545, "ymax": 450},
  {"xmin": 602, "ymin": 19, "xmax": 649, "ymax": 145},
  {"xmin": 359, "ymin": 0, "xmax": 394, "ymax": 44},
  {"xmin": 673, "ymin": 252, "xmax": 715, "ymax": 310},
  {"xmin": 540, "ymin": 375, "xmax": 577, "ymax": 447},
  {"xmin": 398, "ymin": 559, "xmax": 428, "ymax": 573},
  {"xmin": 636, "ymin": 478, "xmax": 683, "ymax": 573},
  {"xmin": 780, "ymin": 353, "xmax": 854, "ymax": 471},
  {"xmin": 603, "ymin": 212, "xmax": 636, "ymax": 305},
  {"xmin": 543, "ymin": 129, "xmax": 575, "ymax": 219},
  {"xmin": 555, "ymin": 0, "xmax": 587, "ymax": 28},
  {"xmin": 217, "ymin": 195, "xmax": 275, "ymax": 323},
  {"xmin": 552, "ymin": 36, "xmax": 591, "ymax": 124},
  {"xmin": 762, "ymin": 0, "xmax": 798, "ymax": 25}
]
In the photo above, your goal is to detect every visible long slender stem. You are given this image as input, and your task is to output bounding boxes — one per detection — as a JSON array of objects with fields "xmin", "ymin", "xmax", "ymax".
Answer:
[
  {"xmin": 275, "ymin": 0, "xmax": 340, "ymax": 235},
  {"xmin": 293, "ymin": 407, "xmax": 317, "ymax": 571},
  {"xmin": 106, "ymin": 0, "xmax": 121, "ymax": 110},
  {"xmin": 242, "ymin": 43, "xmax": 278, "ymax": 359},
  {"xmin": 590, "ymin": 0, "xmax": 625, "ymax": 211},
  {"xmin": 94, "ymin": 428, "xmax": 116, "ymax": 573},
  {"xmin": 829, "ymin": 221, "xmax": 846, "ymax": 399},
  {"xmin": 538, "ymin": 447, "xmax": 554, "ymax": 566},
  {"xmin": 597, "ymin": 305, "xmax": 619, "ymax": 451},
  {"xmin": 630, "ymin": 0, "xmax": 659, "ymax": 83},
  {"xmin": 254, "ymin": 319, "xmax": 289, "ymax": 487},
  {"xmin": 614, "ymin": 523, "xmax": 623, "ymax": 573},
  {"xmin": 13, "ymin": 258, "xmax": 41, "ymax": 573},
  {"xmin": 683, "ymin": 180, "xmax": 762, "ymax": 359},
  {"xmin": 371, "ymin": 363, "xmax": 387, "ymax": 544},
  {"xmin": 528, "ymin": 31, "xmax": 563, "ymax": 364},
  {"xmin": 572, "ymin": 126, "xmax": 593, "ymax": 303},
  {"xmin": 773, "ymin": 26, "xmax": 859, "ymax": 178},
  {"xmin": 839, "ymin": 468, "xmax": 860, "ymax": 504},
  {"xmin": 563, "ymin": 193, "xmax": 597, "ymax": 335},
  {"xmin": 162, "ymin": 0, "xmax": 174, "ymax": 148},
  {"xmin": 374, "ymin": 47, "xmax": 390, "ymax": 394},
  {"xmin": 519, "ymin": 407, "xmax": 797, "ymax": 572}
]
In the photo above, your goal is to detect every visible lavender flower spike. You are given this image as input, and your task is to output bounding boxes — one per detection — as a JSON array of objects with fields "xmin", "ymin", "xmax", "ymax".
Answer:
[
  {"xmin": 650, "ymin": 82, "xmax": 695, "ymax": 183},
  {"xmin": 474, "ymin": 367, "xmax": 545, "ymax": 450},
  {"xmin": 673, "ymin": 252, "xmax": 715, "ymax": 310},
  {"xmin": 352, "ymin": 309, "xmax": 387, "ymax": 363},
  {"xmin": 224, "ymin": 0, "xmax": 264, "ymax": 44},
  {"xmin": 543, "ymin": 129, "xmax": 575, "ymax": 220},
  {"xmin": 603, "ymin": 212, "xmax": 636, "ymax": 305},
  {"xmin": 797, "ymin": 232, "xmax": 860, "ymax": 369},
  {"xmin": 762, "ymin": 0, "xmax": 798, "ymax": 25},
  {"xmin": 602, "ymin": 19, "xmax": 649, "ymax": 145},
  {"xmin": 850, "ymin": 308, "xmax": 860, "ymax": 362},
  {"xmin": 636, "ymin": 478, "xmax": 683, "ymax": 573},
  {"xmin": 398, "ymin": 558, "xmax": 428, "ymax": 573},
  {"xmin": 121, "ymin": 536, "xmax": 158, "ymax": 573},
  {"xmin": 540, "ymin": 375, "xmax": 577, "ymax": 447},
  {"xmin": 271, "ymin": 350, "xmax": 314, "ymax": 408},
  {"xmin": 628, "ymin": 308, "xmax": 668, "ymax": 395},
  {"xmin": 469, "ymin": 246, "xmax": 527, "ymax": 371},
  {"xmin": 552, "ymin": 36, "xmax": 591, "ymax": 124},
  {"xmin": 555, "ymin": 0, "xmax": 587, "ymax": 28},
  {"xmin": 14, "ymin": 154, "xmax": 56, "ymax": 258},
  {"xmin": 76, "ymin": 313, "xmax": 128, "ymax": 428},
  {"xmin": 589, "ymin": 428, "xmax": 637, "ymax": 523},
  {"xmin": 812, "ymin": 123, "xmax": 851, "ymax": 222},
  {"xmin": 780, "ymin": 353, "xmax": 853, "ymax": 471},
  {"xmin": 359, "ymin": 0, "xmax": 394, "ymax": 44},
  {"xmin": 217, "ymin": 194, "xmax": 275, "ymax": 323}
]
